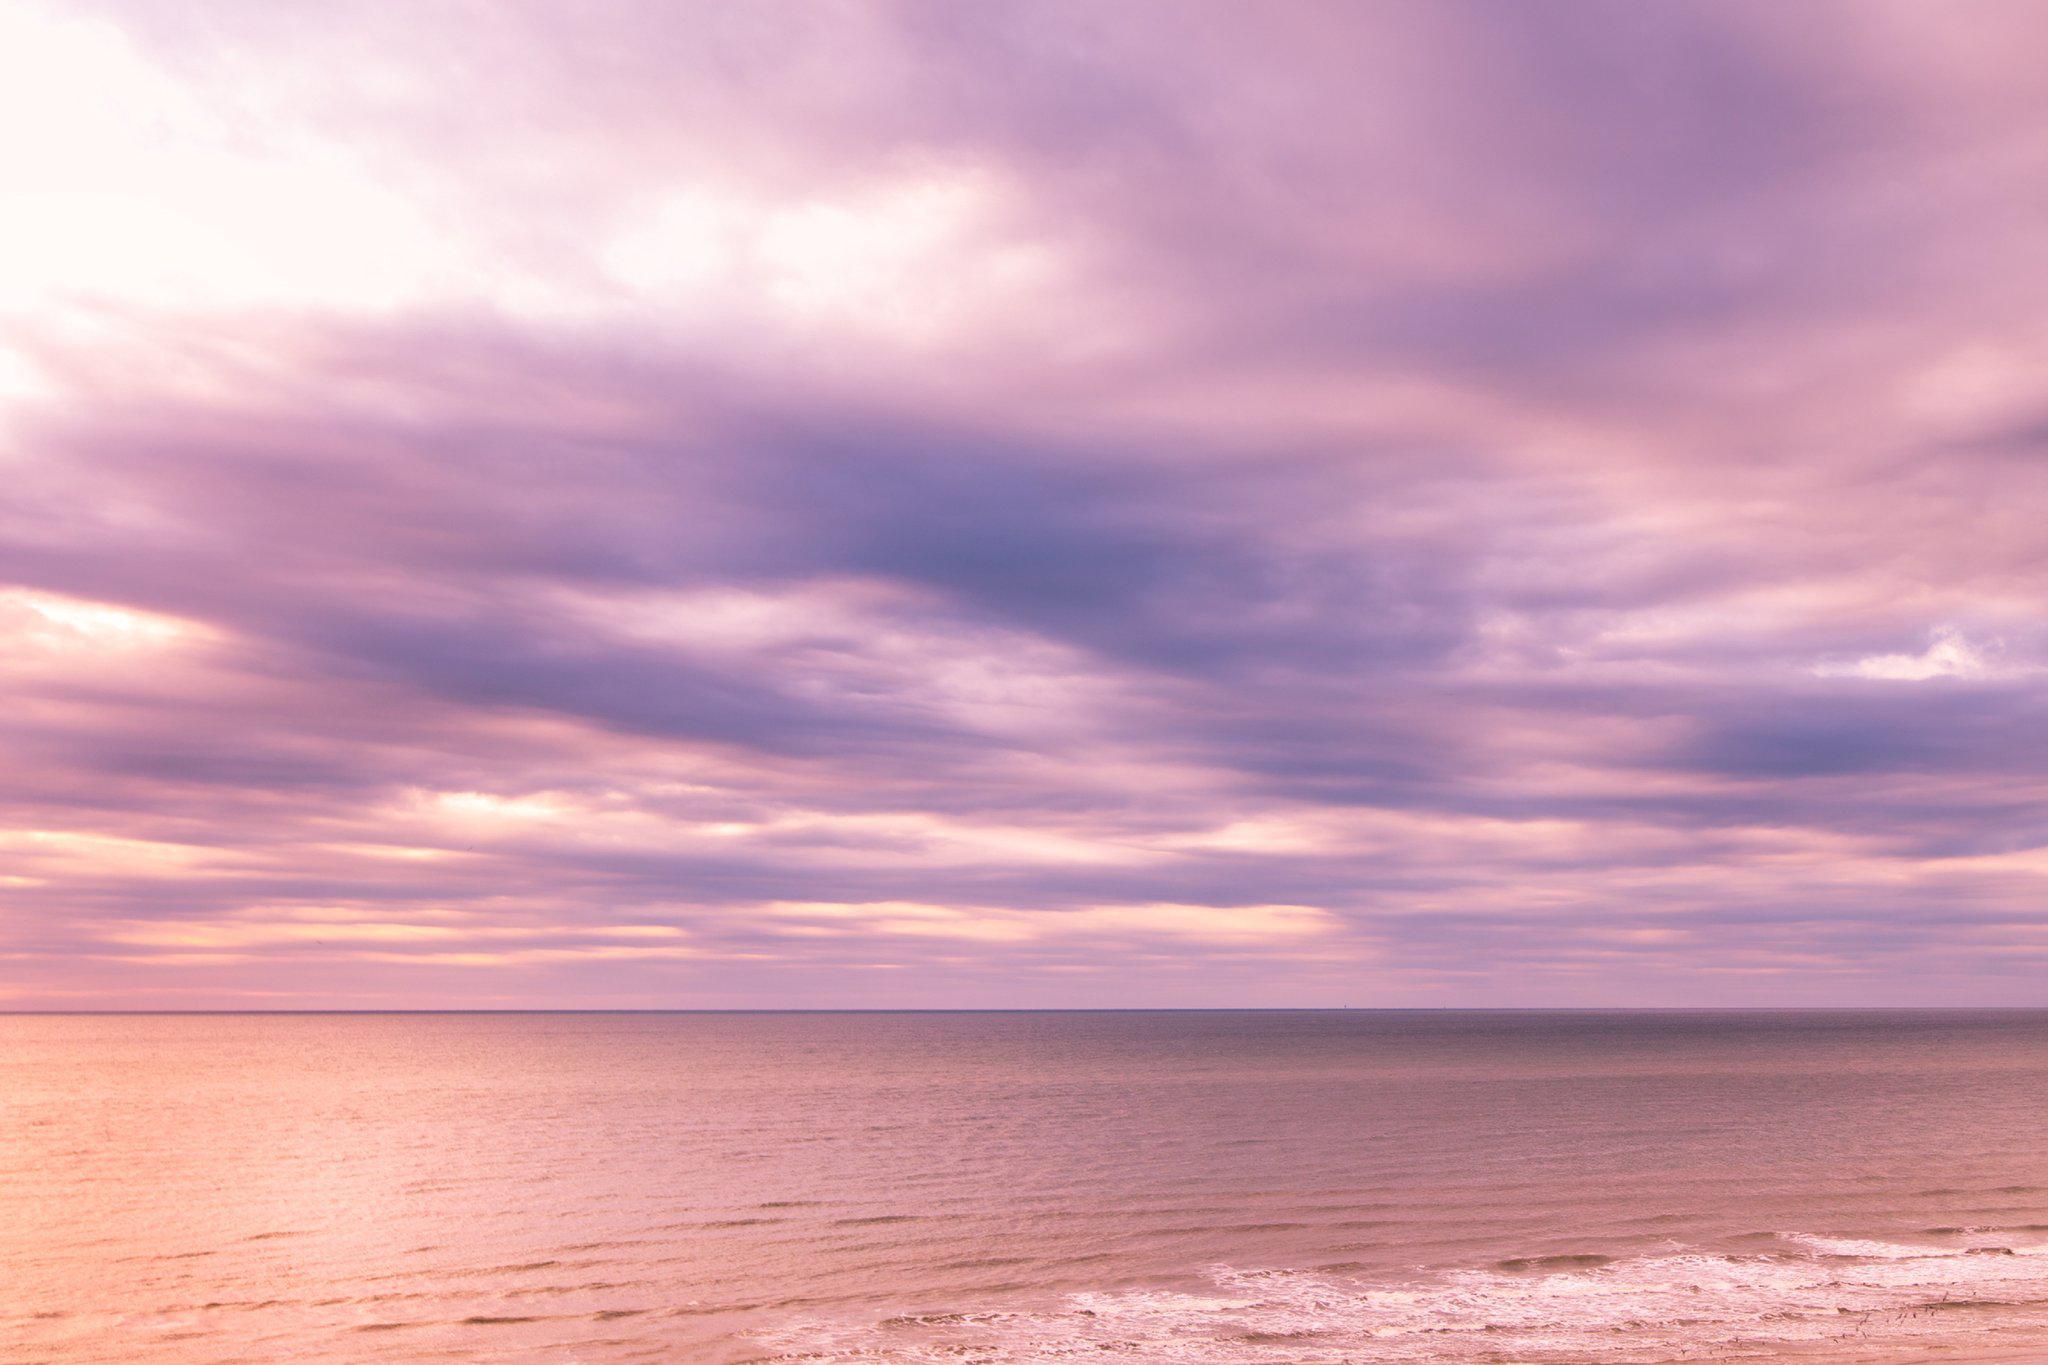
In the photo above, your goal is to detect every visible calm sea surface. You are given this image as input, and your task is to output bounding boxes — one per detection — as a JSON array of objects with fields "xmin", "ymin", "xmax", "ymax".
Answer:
[{"xmin": 11, "ymin": 1010, "xmax": 2048, "ymax": 1361}]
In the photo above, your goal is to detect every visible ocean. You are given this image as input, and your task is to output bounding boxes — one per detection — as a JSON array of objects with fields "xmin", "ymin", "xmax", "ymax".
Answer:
[{"xmin": 10, "ymin": 1010, "xmax": 2048, "ymax": 1361}]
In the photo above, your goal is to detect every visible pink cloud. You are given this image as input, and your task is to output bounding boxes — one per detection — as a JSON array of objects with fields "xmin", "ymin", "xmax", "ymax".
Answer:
[{"xmin": 3, "ymin": 1, "xmax": 2048, "ymax": 1006}]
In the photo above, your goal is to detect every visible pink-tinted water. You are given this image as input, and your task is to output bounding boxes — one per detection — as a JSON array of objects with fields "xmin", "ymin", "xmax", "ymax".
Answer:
[{"xmin": 9, "ymin": 1011, "xmax": 2048, "ymax": 1361}]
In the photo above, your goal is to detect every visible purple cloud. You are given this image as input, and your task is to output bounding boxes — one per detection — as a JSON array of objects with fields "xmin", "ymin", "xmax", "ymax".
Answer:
[{"xmin": 3, "ymin": 1, "xmax": 2047, "ymax": 1006}]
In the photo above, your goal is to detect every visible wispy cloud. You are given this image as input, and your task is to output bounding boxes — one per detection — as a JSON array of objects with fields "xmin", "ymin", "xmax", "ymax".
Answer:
[{"xmin": 3, "ymin": 0, "xmax": 2047, "ymax": 1006}]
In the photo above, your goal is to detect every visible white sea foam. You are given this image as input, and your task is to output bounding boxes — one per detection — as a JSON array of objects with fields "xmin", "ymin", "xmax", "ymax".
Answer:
[{"xmin": 762, "ymin": 1236, "xmax": 2048, "ymax": 1362}]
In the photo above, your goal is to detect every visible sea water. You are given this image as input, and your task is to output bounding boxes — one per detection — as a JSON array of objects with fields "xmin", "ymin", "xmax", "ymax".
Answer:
[{"xmin": 10, "ymin": 1010, "xmax": 2048, "ymax": 1361}]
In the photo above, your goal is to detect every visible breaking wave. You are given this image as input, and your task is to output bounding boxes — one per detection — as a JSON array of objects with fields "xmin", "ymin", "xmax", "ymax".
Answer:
[{"xmin": 761, "ymin": 1233, "xmax": 2048, "ymax": 1362}]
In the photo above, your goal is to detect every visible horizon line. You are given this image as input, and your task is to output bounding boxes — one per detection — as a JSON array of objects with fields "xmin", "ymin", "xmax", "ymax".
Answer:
[{"xmin": 9, "ymin": 1005, "xmax": 2048, "ymax": 1017}]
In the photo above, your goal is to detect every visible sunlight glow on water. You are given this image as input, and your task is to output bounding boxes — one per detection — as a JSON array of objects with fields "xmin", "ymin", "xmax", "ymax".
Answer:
[{"xmin": 10, "ymin": 1010, "xmax": 2048, "ymax": 1361}]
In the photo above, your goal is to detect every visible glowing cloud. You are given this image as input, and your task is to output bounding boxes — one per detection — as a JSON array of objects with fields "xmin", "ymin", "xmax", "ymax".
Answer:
[{"xmin": 3, "ymin": 0, "xmax": 2048, "ymax": 1007}]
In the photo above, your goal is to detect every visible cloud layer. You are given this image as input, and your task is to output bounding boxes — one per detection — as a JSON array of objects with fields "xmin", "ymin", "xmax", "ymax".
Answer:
[{"xmin": 5, "ymin": 0, "xmax": 2048, "ymax": 1006}]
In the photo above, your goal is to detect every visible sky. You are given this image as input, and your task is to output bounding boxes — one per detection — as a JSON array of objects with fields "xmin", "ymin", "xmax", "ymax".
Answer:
[{"xmin": 4, "ymin": 1, "xmax": 2048, "ymax": 1009}]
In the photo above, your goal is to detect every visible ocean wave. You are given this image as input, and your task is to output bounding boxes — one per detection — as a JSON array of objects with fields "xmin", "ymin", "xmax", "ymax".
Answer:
[{"xmin": 759, "ymin": 1235, "xmax": 2048, "ymax": 1362}]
